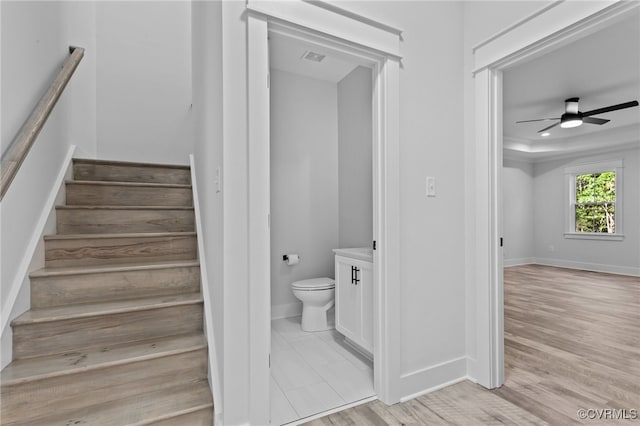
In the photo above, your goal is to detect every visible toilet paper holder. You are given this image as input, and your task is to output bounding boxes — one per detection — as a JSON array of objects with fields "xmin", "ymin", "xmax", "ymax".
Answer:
[{"xmin": 283, "ymin": 254, "xmax": 301, "ymax": 265}]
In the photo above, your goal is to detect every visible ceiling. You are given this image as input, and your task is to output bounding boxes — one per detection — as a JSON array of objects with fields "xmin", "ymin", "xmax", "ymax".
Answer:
[
  {"xmin": 503, "ymin": 11, "xmax": 640, "ymax": 161},
  {"xmin": 268, "ymin": 15, "xmax": 639, "ymax": 162},
  {"xmin": 268, "ymin": 31, "xmax": 360, "ymax": 83}
]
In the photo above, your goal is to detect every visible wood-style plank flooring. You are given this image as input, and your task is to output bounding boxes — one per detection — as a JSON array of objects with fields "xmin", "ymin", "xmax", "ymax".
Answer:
[{"xmin": 305, "ymin": 265, "xmax": 640, "ymax": 425}]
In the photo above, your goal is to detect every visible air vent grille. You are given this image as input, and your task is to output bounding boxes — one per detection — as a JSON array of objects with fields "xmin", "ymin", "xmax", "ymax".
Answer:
[{"xmin": 302, "ymin": 51, "xmax": 326, "ymax": 62}]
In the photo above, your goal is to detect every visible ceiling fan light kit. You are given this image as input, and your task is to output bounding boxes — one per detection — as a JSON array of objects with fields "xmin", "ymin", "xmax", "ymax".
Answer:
[
  {"xmin": 516, "ymin": 97, "xmax": 639, "ymax": 134},
  {"xmin": 560, "ymin": 114, "xmax": 583, "ymax": 128}
]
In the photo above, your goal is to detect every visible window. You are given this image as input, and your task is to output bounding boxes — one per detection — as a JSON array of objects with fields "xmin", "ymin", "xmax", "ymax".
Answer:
[{"xmin": 565, "ymin": 160, "xmax": 624, "ymax": 240}]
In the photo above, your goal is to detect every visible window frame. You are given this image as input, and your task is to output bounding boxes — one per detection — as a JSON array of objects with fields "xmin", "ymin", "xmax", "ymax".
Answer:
[{"xmin": 564, "ymin": 160, "xmax": 624, "ymax": 241}]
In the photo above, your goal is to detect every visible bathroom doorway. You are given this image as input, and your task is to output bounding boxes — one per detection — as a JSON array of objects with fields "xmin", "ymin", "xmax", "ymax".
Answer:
[
  {"xmin": 268, "ymin": 28, "xmax": 377, "ymax": 425},
  {"xmin": 246, "ymin": 7, "xmax": 402, "ymax": 422}
]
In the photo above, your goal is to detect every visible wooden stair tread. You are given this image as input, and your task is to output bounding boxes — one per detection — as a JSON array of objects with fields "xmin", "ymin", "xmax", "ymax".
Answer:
[
  {"xmin": 1, "ymin": 334, "xmax": 206, "ymax": 386},
  {"xmin": 44, "ymin": 231, "xmax": 196, "ymax": 241},
  {"xmin": 57, "ymin": 205, "xmax": 194, "ymax": 210},
  {"xmin": 67, "ymin": 180, "xmax": 192, "ymax": 189},
  {"xmin": 31, "ymin": 259, "xmax": 200, "ymax": 277},
  {"xmin": 26, "ymin": 381, "xmax": 212, "ymax": 426},
  {"xmin": 73, "ymin": 158, "xmax": 190, "ymax": 170},
  {"xmin": 11, "ymin": 293, "xmax": 203, "ymax": 326}
]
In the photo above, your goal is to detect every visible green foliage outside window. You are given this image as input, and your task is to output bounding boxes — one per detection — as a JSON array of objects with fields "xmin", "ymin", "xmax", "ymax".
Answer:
[{"xmin": 575, "ymin": 171, "xmax": 616, "ymax": 233}]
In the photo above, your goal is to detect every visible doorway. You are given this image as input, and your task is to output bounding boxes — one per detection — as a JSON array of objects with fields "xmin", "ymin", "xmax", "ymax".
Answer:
[
  {"xmin": 246, "ymin": 4, "xmax": 402, "ymax": 422},
  {"xmin": 472, "ymin": 0, "xmax": 640, "ymax": 390},
  {"xmin": 267, "ymin": 28, "xmax": 377, "ymax": 424}
]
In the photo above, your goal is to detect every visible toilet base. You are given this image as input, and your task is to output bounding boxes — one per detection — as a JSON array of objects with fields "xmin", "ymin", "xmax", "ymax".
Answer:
[{"xmin": 301, "ymin": 301, "xmax": 335, "ymax": 332}]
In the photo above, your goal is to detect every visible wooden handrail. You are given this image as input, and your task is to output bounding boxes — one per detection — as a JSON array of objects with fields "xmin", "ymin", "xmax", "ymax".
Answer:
[{"xmin": 0, "ymin": 46, "xmax": 85, "ymax": 201}]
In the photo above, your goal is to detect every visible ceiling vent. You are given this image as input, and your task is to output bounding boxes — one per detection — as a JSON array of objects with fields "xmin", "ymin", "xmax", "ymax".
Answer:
[{"xmin": 301, "ymin": 51, "xmax": 326, "ymax": 63}]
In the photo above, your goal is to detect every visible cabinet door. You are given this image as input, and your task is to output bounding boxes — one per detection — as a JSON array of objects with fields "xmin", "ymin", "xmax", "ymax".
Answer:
[
  {"xmin": 359, "ymin": 262, "xmax": 374, "ymax": 353},
  {"xmin": 335, "ymin": 258, "xmax": 360, "ymax": 343}
]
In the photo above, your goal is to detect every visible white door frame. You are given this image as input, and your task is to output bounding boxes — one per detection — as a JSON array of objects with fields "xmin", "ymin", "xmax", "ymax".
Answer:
[
  {"xmin": 472, "ymin": 0, "xmax": 639, "ymax": 389},
  {"xmin": 246, "ymin": 2, "xmax": 403, "ymax": 423}
]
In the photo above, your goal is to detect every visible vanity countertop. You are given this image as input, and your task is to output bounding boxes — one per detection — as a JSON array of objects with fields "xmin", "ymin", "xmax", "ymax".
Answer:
[{"xmin": 332, "ymin": 247, "xmax": 373, "ymax": 263}]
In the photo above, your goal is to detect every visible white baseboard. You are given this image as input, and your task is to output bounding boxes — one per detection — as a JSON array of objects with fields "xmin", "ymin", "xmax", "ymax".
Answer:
[
  {"xmin": 0, "ymin": 145, "xmax": 76, "ymax": 369},
  {"xmin": 399, "ymin": 356, "xmax": 468, "ymax": 402},
  {"xmin": 465, "ymin": 357, "xmax": 478, "ymax": 382},
  {"xmin": 503, "ymin": 257, "xmax": 535, "ymax": 267},
  {"xmin": 0, "ymin": 146, "xmax": 75, "ymax": 332},
  {"xmin": 534, "ymin": 257, "xmax": 640, "ymax": 277},
  {"xmin": 190, "ymin": 155, "xmax": 223, "ymax": 417},
  {"xmin": 503, "ymin": 257, "xmax": 639, "ymax": 276},
  {"xmin": 271, "ymin": 302, "xmax": 302, "ymax": 320}
]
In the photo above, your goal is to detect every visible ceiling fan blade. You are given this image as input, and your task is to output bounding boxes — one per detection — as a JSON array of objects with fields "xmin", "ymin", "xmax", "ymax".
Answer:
[
  {"xmin": 538, "ymin": 121, "xmax": 560, "ymax": 133},
  {"xmin": 516, "ymin": 118, "xmax": 560, "ymax": 123},
  {"xmin": 582, "ymin": 100, "xmax": 639, "ymax": 117},
  {"xmin": 582, "ymin": 117, "xmax": 610, "ymax": 125}
]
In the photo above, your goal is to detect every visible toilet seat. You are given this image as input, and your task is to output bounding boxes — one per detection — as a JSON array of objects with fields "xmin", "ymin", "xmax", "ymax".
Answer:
[{"xmin": 291, "ymin": 277, "xmax": 335, "ymax": 291}]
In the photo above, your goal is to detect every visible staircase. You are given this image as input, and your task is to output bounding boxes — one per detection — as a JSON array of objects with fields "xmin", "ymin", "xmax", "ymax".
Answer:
[{"xmin": 0, "ymin": 159, "xmax": 213, "ymax": 425}]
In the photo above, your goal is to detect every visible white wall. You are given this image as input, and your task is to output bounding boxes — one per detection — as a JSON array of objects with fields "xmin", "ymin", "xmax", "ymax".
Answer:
[
  {"xmin": 1, "ymin": 0, "xmax": 97, "ymax": 369},
  {"xmin": 191, "ymin": 0, "xmax": 223, "ymax": 416},
  {"xmin": 532, "ymin": 147, "xmax": 640, "ymax": 275},
  {"xmin": 96, "ymin": 1, "xmax": 193, "ymax": 165},
  {"xmin": 1, "ymin": 1, "xmax": 97, "ymax": 155},
  {"xmin": 462, "ymin": 0, "xmax": 554, "ymax": 378},
  {"xmin": 502, "ymin": 159, "xmax": 535, "ymax": 266},
  {"xmin": 270, "ymin": 69, "xmax": 339, "ymax": 317},
  {"xmin": 338, "ymin": 66, "xmax": 373, "ymax": 249},
  {"xmin": 377, "ymin": 1, "xmax": 466, "ymax": 389}
]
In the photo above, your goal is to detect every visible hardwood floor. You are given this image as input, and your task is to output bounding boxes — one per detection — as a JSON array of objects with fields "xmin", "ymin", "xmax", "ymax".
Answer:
[{"xmin": 305, "ymin": 265, "xmax": 639, "ymax": 425}]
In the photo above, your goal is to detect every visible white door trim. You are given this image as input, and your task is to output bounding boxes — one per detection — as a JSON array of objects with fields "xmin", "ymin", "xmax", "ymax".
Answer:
[
  {"xmin": 247, "ymin": 13, "xmax": 272, "ymax": 425},
  {"xmin": 246, "ymin": 0, "xmax": 402, "ymax": 59},
  {"xmin": 472, "ymin": 0, "xmax": 639, "ymax": 389},
  {"xmin": 247, "ymin": 3, "xmax": 402, "ymax": 423}
]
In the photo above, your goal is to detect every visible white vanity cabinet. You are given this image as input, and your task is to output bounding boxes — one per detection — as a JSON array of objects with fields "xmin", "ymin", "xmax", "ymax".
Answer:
[{"xmin": 333, "ymin": 249, "xmax": 373, "ymax": 355}]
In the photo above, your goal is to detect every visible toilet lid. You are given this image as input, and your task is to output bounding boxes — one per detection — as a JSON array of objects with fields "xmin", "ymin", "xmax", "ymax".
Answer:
[{"xmin": 291, "ymin": 277, "xmax": 335, "ymax": 290}]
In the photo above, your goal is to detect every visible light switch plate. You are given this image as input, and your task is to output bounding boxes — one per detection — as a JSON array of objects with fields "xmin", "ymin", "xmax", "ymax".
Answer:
[
  {"xmin": 426, "ymin": 176, "xmax": 436, "ymax": 197},
  {"xmin": 215, "ymin": 167, "xmax": 222, "ymax": 193}
]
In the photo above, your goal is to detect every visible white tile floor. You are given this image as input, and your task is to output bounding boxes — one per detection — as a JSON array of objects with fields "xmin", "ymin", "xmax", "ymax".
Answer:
[{"xmin": 270, "ymin": 315, "xmax": 375, "ymax": 425}]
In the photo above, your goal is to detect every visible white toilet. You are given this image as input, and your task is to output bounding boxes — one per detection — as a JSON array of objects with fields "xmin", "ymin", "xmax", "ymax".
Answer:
[{"xmin": 291, "ymin": 277, "xmax": 335, "ymax": 332}]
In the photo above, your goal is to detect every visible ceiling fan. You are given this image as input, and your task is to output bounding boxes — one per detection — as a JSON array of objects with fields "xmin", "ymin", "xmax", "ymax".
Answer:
[{"xmin": 516, "ymin": 97, "xmax": 639, "ymax": 133}]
